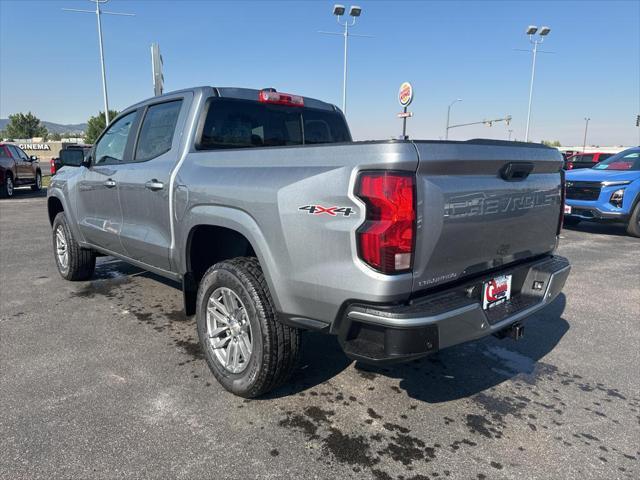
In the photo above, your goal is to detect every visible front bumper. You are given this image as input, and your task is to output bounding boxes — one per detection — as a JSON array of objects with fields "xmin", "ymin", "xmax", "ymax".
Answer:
[
  {"xmin": 565, "ymin": 204, "xmax": 629, "ymax": 222},
  {"xmin": 336, "ymin": 255, "xmax": 570, "ymax": 364}
]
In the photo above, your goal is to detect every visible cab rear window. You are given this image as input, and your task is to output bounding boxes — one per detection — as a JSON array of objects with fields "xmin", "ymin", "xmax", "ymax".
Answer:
[{"xmin": 197, "ymin": 98, "xmax": 351, "ymax": 150}]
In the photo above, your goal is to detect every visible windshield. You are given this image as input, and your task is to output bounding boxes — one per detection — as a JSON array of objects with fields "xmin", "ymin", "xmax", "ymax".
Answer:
[{"xmin": 592, "ymin": 148, "xmax": 640, "ymax": 171}]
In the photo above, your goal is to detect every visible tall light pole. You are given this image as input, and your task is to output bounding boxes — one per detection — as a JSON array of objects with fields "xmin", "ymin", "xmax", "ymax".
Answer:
[
  {"xmin": 582, "ymin": 117, "xmax": 591, "ymax": 153},
  {"xmin": 523, "ymin": 25, "xmax": 551, "ymax": 142},
  {"xmin": 508, "ymin": 129, "xmax": 514, "ymax": 141},
  {"xmin": 63, "ymin": 0, "xmax": 135, "ymax": 126},
  {"xmin": 320, "ymin": 5, "xmax": 371, "ymax": 115},
  {"xmin": 445, "ymin": 98, "xmax": 462, "ymax": 140}
]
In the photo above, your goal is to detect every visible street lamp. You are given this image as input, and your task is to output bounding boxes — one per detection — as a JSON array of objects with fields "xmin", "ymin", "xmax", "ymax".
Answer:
[
  {"xmin": 63, "ymin": 0, "xmax": 135, "ymax": 126},
  {"xmin": 320, "ymin": 5, "xmax": 370, "ymax": 115},
  {"xmin": 523, "ymin": 25, "xmax": 551, "ymax": 142},
  {"xmin": 445, "ymin": 98, "xmax": 462, "ymax": 140},
  {"xmin": 582, "ymin": 117, "xmax": 591, "ymax": 153}
]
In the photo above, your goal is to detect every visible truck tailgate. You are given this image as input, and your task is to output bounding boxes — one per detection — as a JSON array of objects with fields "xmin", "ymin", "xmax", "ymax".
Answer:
[{"xmin": 411, "ymin": 140, "xmax": 563, "ymax": 293}]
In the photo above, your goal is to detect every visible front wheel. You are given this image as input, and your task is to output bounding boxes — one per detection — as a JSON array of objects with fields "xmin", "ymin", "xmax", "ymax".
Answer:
[
  {"xmin": 196, "ymin": 257, "xmax": 301, "ymax": 398},
  {"xmin": 52, "ymin": 212, "xmax": 96, "ymax": 280},
  {"xmin": 626, "ymin": 202, "xmax": 640, "ymax": 237},
  {"xmin": 31, "ymin": 171, "xmax": 42, "ymax": 191}
]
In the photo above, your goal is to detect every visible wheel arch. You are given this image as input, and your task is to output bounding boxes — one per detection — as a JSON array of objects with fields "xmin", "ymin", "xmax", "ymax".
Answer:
[{"xmin": 180, "ymin": 205, "xmax": 284, "ymax": 314}]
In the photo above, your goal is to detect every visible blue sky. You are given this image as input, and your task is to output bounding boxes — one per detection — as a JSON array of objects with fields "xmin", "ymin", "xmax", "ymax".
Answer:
[{"xmin": 1, "ymin": 0, "xmax": 638, "ymax": 145}]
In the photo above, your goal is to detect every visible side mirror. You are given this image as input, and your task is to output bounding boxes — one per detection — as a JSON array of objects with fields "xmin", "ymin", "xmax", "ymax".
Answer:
[
  {"xmin": 59, "ymin": 149, "xmax": 85, "ymax": 167},
  {"xmin": 30, "ymin": 155, "xmax": 38, "ymax": 161}
]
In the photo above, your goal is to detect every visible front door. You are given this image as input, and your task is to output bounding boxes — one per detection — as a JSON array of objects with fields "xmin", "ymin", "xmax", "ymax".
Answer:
[
  {"xmin": 117, "ymin": 98, "xmax": 187, "ymax": 271},
  {"xmin": 8, "ymin": 146, "xmax": 33, "ymax": 183},
  {"xmin": 76, "ymin": 110, "xmax": 139, "ymax": 254}
]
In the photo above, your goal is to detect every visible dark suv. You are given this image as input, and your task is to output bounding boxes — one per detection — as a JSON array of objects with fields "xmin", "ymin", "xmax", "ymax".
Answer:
[{"xmin": 0, "ymin": 143, "xmax": 43, "ymax": 197}]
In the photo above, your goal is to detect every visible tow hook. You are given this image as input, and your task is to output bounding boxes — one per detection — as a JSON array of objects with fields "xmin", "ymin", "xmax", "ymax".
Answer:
[{"xmin": 494, "ymin": 322, "xmax": 525, "ymax": 340}]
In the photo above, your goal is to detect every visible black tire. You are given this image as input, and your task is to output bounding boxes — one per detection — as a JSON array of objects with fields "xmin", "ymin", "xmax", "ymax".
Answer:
[
  {"xmin": 626, "ymin": 202, "xmax": 640, "ymax": 238},
  {"xmin": 0, "ymin": 174, "xmax": 14, "ymax": 198},
  {"xmin": 196, "ymin": 257, "xmax": 301, "ymax": 398},
  {"xmin": 52, "ymin": 212, "xmax": 96, "ymax": 281},
  {"xmin": 563, "ymin": 216, "xmax": 581, "ymax": 227},
  {"xmin": 31, "ymin": 171, "xmax": 42, "ymax": 191}
]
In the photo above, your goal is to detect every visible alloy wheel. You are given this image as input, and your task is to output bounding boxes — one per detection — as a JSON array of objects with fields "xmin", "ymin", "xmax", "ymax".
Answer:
[
  {"xmin": 55, "ymin": 225, "xmax": 69, "ymax": 270},
  {"xmin": 206, "ymin": 287, "xmax": 253, "ymax": 374}
]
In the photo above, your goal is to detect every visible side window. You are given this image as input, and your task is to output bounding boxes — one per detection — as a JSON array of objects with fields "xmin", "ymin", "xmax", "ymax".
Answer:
[
  {"xmin": 135, "ymin": 100, "xmax": 183, "ymax": 162},
  {"xmin": 0, "ymin": 147, "xmax": 8, "ymax": 158},
  {"xmin": 16, "ymin": 147, "xmax": 29, "ymax": 160},
  {"xmin": 7, "ymin": 146, "xmax": 19, "ymax": 159},
  {"xmin": 94, "ymin": 111, "xmax": 138, "ymax": 165},
  {"xmin": 581, "ymin": 154, "xmax": 594, "ymax": 163}
]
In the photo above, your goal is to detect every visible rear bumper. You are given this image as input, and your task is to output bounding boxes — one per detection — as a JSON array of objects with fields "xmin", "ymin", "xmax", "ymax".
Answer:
[{"xmin": 337, "ymin": 255, "xmax": 570, "ymax": 364}]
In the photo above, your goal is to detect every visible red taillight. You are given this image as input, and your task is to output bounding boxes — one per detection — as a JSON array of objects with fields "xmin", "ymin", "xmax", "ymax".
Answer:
[
  {"xmin": 558, "ymin": 169, "xmax": 566, "ymax": 235},
  {"xmin": 50, "ymin": 158, "xmax": 56, "ymax": 175},
  {"xmin": 356, "ymin": 171, "xmax": 415, "ymax": 274},
  {"xmin": 258, "ymin": 90, "xmax": 304, "ymax": 107}
]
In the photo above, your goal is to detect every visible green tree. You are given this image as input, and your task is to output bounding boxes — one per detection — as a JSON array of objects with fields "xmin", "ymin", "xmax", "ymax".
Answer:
[
  {"xmin": 49, "ymin": 132, "xmax": 62, "ymax": 141},
  {"xmin": 84, "ymin": 110, "xmax": 119, "ymax": 144},
  {"xmin": 541, "ymin": 140, "xmax": 562, "ymax": 147},
  {"xmin": 4, "ymin": 112, "xmax": 48, "ymax": 139}
]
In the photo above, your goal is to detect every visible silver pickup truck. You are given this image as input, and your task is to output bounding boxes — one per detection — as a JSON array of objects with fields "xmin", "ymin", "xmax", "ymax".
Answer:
[{"xmin": 48, "ymin": 86, "xmax": 570, "ymax": 397}]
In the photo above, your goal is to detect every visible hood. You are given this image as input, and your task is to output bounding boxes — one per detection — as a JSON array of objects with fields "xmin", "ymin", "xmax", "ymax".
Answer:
[{"xmin": 566, "ymin": 168, "xmax": 640, "ymax": 183}]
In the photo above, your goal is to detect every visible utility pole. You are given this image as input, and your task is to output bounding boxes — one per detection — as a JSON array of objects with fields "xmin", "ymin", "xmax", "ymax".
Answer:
[
  {"xmin": 508, "ymin": 129, "xmax": 514, "ymax": 141},
  {"xmin": 319, "ymin": 5, "xmax": 371, "ymax": 115},
  {"xmin": 63, "ymin": 0, "xmax": 135, "ymax": 125},
  {"xmin": 582, "ymin": 117, "xmax": 591, "ymax": 153}
]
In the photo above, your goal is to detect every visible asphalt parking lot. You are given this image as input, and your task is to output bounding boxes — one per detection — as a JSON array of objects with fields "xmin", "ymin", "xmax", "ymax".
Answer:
[{"xmin": 1, "ymin": 189, "xmax": 638, "ymax": 480}]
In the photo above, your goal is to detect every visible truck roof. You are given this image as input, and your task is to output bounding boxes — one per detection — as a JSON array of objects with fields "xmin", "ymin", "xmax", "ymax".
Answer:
[{"xmin": 128, "ymin": 86, "xmax": 339, "ymax": 112}]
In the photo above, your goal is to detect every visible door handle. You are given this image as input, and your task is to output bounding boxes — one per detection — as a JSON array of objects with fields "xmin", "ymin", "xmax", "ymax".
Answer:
[
  {"xmin": 104, "ymin": 179, "xmax": 117, "ymax": 188},
  {"xmin": 145, "ymin": 179, "xmax": 164, "ymax": 191}
]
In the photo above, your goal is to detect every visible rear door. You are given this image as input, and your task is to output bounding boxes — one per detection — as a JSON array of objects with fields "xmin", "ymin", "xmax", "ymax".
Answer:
[
  {"xmin": 411, "ymin": 141, "xmax": 563, "ymax": 292},
  {"xmin": 117, "ymin": 95, "xmax": 189, "ymax": 271},
  {"xmin": 76, "ymin": 110, "xmax": 140, "ymax": 253}
]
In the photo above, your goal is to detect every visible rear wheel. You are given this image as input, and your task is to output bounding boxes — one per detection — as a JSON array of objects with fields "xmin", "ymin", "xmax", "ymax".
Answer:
[
  {"xmin": 52, "ymin": 212, "xmax": 96, "ymax": 280},
  {"xmin": 626, "ymin": 202, "xmax": 640, "ymax": 238},
  {"xmin": 196, "ymin": 257, "xmax": 301, "ymax": 398},
  {"xmin": 0, "ymin": 174, "xmax": 14, "ymax": 198},
  {"xmin": 31, "ymin": 171, "xmax": 42, "ymax": 191},
  {"xmin": 563, "ymin": 216, "xmax": 581, "ymax": 227}
]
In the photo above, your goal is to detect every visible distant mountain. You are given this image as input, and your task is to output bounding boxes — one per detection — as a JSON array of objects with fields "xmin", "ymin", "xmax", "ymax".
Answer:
[{"xmin": 0, "ymin": 119, "xmax": 87, "ymax": 135}]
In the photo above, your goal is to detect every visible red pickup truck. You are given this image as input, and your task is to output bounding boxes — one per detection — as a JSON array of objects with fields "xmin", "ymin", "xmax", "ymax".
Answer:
[
  {"xmin": 0, "ymin": 143, "xmax": 42, "ymax": 197},
  {"xmin": 564, "ymin": 152, "xmax": 614, "ymax": 170}
]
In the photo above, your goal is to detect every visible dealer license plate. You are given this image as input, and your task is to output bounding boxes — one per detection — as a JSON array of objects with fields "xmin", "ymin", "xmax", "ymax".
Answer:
[{"xmin": 482, "ymin": 275, "xmax": 512, "ymax": 310}]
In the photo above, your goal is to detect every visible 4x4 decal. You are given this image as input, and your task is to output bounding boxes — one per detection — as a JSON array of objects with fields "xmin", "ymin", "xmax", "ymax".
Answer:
[{"xmin": 298, "ymin": 205, "xmax": 355, "ymax": 216}]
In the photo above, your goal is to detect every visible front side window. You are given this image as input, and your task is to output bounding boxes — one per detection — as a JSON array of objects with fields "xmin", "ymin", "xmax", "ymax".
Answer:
[
  {"xmin": 0, "ymin": 147, "xmax": 8, "ymax": 158},
  {"xmin": 95, "ymin": 111, "xmax": 138, "ymax": 165},
  {"xmin": 135, "ymin": 100, "xmax": 183, "ymax": 161}
]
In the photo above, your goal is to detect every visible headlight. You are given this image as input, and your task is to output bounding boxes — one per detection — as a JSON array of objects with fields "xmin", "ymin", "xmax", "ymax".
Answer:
[{"xmin": 610, "ymin": 189, "xmax": 625, "ymax": 208}]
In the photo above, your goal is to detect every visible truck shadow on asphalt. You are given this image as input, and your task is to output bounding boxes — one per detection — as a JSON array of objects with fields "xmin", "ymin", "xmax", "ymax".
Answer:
[
  {"xmin": 0, "ymin": 187, "xmax": 48, "ymax": 200},
  {"xmin": 563, "ymin": 223, "xmax": 630, "ymax": 237},
  {"xmin": 87, "ymin": 258, "xmax": 569, "ymax": 405},
  {"xmin": 273, "ymin": 295, "xmax": 569, "ymax": 403}
]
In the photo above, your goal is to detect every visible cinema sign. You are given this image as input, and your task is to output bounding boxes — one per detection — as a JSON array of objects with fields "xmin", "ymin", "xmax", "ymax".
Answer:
[{"xmin": 19, "ymin": 144, "xmax": 51, "ymax": 151}]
